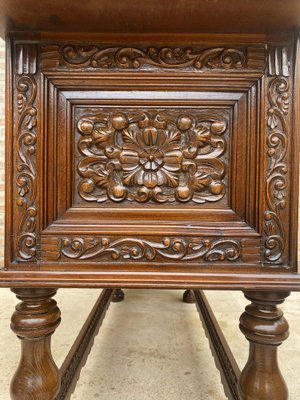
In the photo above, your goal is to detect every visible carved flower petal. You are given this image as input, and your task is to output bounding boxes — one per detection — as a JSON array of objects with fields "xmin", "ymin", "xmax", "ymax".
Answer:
[
  {"xmin": 163, "ymin": 164, "xmax": 181, "ymax": 172},
  {"xmin": 123, "ymin": 167, "xmax": 142, "ymax": 185},
  {"xmin": 144, "ymin": 171, "xmax": 158, "ymax": 188},
  {"xmin": 156, "ymin": 170, "xmax": 166, "ymax": 185},
  {"xmin": 119, "ymin": 150, "xmax": 139, "ymax": 165},
  {"xmin": 143, "ymin": 126, "xmax": 159, "ymax": 146},
  {"xmin": 164, "ymin": 150, "xmax": 183, "ymax": 164}
]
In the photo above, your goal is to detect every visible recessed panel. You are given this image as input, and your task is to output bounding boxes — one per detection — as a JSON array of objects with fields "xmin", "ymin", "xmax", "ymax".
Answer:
[{"xmin": 74, "ymin": 106, "xmax": 230, "ymax": 207}]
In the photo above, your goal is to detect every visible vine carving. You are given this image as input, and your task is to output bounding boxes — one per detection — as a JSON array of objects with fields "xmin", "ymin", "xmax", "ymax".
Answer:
[
  {"xmin": 61, "ymin": 45, "xmax": 247, "ymax": 70},
  {"xmin": 76, "ymin": 110, "xmax": 228, "ymax": 204},
  {"xmin": 15, "ymin": 75, "xmax": 38, "ymax": 261},
  {"xmin": 59, "ymin": 237, "xmax": 241, "ymax": 262},
  {"xmin": 264, "ymin": 77, "xmax": 289, "ymax": 263}
]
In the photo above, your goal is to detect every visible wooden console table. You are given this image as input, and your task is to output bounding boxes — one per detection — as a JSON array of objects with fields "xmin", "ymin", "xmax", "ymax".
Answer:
[{"xmin": 1, "ymin": 1, "xmax": 300, "ymax": 399}]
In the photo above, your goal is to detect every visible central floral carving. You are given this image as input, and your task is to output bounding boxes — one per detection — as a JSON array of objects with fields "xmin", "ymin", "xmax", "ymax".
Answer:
[
  {"xmin": 76, "ymin": 110, "xmax": 228, "ymax": 203},
  {"xmin": 119, "ymin": 119, "xmax": 183, "ymax": 195}
]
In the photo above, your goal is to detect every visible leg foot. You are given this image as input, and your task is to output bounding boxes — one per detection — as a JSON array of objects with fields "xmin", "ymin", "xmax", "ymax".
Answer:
[
  {"xmin": 238, "ymin": 291, "xmax": 290, "ymax": 400},
  {"xmin": 10, "ymin": 288, "xmax": 61, "ymax": 400},
  {"xmin": 112, "ymin": 289, "xmax": 125, "ymax": 302},
  {"xmin": 183, "ymin": 289, "xmax": 195, "ymax": 303}
]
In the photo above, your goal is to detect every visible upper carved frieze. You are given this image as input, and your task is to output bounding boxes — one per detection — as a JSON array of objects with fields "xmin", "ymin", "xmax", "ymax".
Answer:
[{"xmin": 41, "ymin": 44, "xmax": 266, "ymax": 71}]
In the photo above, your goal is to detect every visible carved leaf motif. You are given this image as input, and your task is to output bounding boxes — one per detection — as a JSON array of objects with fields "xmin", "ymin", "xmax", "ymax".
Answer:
[
  {"xmin": 264, "ymin": 77, "xmax": 289, "ymax": 264},
  {"xmin": 16, "ymin": 75, "xmax": 38, "ymax": 261},
  {"xmin": 60, "ymin": 237, "xmax": 241, "ymax": 262},
  {"xmin": 76, "ymin": 110, "xmax": 228, "ymax": 204}
]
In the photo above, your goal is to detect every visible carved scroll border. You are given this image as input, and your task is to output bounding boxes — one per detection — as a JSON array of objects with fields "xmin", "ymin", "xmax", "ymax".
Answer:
[
  {"xmin": 263, "ymin": 46, "xmax": 291, "ymax": 266},
  {"xmin": 40, "ymin": 236, "xmax": 249, "ymax": 263},
  {"xmin": 14, "ymin": 44, "xmax": 38, "ymax": 262},
  {"xmin": 42, "ymin": 44, "xmax": 266, "ymax": 71}
]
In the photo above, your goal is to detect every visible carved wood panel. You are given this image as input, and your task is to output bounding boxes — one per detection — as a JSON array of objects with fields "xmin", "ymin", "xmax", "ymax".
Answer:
[
  {"xmin": 6, "ymin": 34, "xmax": 298, "ymax": 276},
  {"xmin": 75, "ymin": 109, "xmax": 229, "ymax": 205}
]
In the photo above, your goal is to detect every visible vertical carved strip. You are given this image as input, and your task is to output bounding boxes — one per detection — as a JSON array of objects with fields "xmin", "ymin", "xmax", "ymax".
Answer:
[
  {"xmin": 15, "ymin": 44, "xmax": 38, "ymax": 261},
  {"xmin": 264, "ymin": 46, "xmax": 291, "ymax": 265}
]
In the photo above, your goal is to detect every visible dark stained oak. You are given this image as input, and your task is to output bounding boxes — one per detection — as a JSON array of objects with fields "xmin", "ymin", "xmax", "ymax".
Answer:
[{"xmin": 0, "ymin": 0, "xmax": 300, "ymax": 399}]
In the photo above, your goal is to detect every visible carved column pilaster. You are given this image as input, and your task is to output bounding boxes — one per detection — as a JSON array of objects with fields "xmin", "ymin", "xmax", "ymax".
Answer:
[
  {"xmin": 10, "ymin": 288, "xmax": 61, "ymax": 400},
  {"xmin": 238, "ymin": 291, "xmax": 290, "ymax": 400},
  {"xmin": 264, "ymin": 45, "xmax": 291, "ymax": 267}
]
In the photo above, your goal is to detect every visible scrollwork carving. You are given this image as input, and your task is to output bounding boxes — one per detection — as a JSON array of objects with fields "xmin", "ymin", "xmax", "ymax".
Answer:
[
  {"xmin": 15, "ymin": 74, "xmax": 38, "ymax": 261},
  {"xmin": 61, "ymin": 45, "xmax": 247, "ymax": 70},
  {"xmin": 264, "ymin": 77, "xmax": 289, "ymax": 264},
  {"xmin": 76, "ymin": 110, "xmax": 228, "ymax": 204},
  {"xmin": 59, "ymin": 237, "xmax": 241, "ymax": 262}
]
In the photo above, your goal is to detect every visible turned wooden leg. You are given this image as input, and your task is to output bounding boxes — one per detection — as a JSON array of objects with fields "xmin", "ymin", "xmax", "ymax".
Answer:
[
  {"xmin": 10, "ymin": 288, "xmax": 61, "ymax": 400},
  {"xmin": 183, "ymin": 289, "xmax": 195, "ymax": 303},
  {"xmin": 238, "ymin": 291, "xmax": 290, "ymax": 400},
  {"xmin": 112, "ymin": 288, "xmax": 125, "ymax": 302}
]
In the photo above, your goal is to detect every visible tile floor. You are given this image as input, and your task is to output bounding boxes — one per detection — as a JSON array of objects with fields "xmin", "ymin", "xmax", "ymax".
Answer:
[{"xmin": 0, "ymin": 288, "xmax": 299, "ymax": 399}]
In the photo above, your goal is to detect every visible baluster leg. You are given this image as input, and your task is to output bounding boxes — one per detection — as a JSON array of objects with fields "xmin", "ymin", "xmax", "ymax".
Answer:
[
  {"xmin": 10, "ymin": 288, "xmax": 61, "ymax": 400},
  {"xmin": 238, "ymin": 291, "xmax": 290, "ymax": 400}
]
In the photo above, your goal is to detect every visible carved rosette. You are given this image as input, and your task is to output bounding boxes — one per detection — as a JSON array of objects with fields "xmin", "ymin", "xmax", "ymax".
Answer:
[
  {"xmin": 264, "ymin": 77, "xmax": 289, "ymax": 264},
  {"xmin": 61, "ymin": 45, "xmax": 247, "ymax": 70},
  {"xmin": 76, "ymin": 110, "xmax": 228, "ymax": 204},
  {"xmin": 15, "ymin": 56, "xmax": 38, "ymax": 261},
  {"xmin": 55, "ymin": 237, "xmax": 241, "ymax": 262}
]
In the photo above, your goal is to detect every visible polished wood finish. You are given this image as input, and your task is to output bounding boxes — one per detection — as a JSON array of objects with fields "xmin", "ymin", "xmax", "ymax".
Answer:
[
  {"xmin": 239, "ymin": 291, "xmax": 290, "ymax": 400},
  {"xmin": 0, "ymin": 1, "xmax": 300, "ymax": 36},
  {"xmin": 0, "ymin": 1, "xmax": 300, "ymax": 399},
  {"xmin": 10, "ymin": 288, "xmax": 61, "ymax": 400}
]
